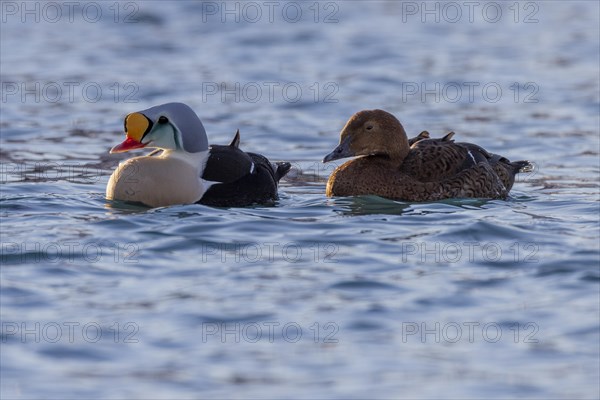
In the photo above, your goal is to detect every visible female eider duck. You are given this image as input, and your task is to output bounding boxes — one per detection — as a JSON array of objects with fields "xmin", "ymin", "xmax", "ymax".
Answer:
[
  {"xmin": 106, "ymin": 102, "xmax": 290, "ymax": 208},
  {"xmin": 322, "ymin": 109, "xmax": 531, "ymax": 202}
]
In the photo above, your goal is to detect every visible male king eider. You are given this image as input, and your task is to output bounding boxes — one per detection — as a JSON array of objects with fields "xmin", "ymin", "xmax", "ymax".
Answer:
[
  {"xmin": 106, "ymin": 102, "xmax": 290, "ymax": 208},
  {"xmin": 322, "ymin": 109, "xmax": 532, "ymax": 201}
]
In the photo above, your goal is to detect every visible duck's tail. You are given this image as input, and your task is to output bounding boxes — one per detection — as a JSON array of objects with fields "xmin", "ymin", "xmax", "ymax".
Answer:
[
  {"xmin": 273, "ymin": 162, "xmax": 292, "ymax": 182},
  {"xmin": 489, "ymin": 154, "xmax": 533, "ymax": 174},
  {"xmin": 247, "ymin": 153, "xmax": 291, "ymax": 182},
  {"xmin": 511, "ymin": 160, "xmax": 534, "ymax": 174}
]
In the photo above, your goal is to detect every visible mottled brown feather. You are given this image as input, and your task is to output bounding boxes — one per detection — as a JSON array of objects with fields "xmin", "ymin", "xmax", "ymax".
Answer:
[
  {"xmin": 408, "ymin": 131, "xmax": 430, "ymax": 146},
  {"xmin": 324, "ymin": 110, "xmax": 529, "ymax": 201}
]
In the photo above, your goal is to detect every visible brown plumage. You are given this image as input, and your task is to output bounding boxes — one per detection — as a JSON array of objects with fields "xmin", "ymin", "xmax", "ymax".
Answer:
[
  {"xmin": 408, "ymin": 130, "xmax": 430, "ymax": 146},
  {"xmin": 322, "ymin": 109, "xmax": 531, "ymax": 202}
]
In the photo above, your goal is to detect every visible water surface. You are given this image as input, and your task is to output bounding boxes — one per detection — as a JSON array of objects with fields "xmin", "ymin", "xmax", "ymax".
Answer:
[{"xmin": 1, "ymin": 1, "xmax": 599, "ymax": 399}]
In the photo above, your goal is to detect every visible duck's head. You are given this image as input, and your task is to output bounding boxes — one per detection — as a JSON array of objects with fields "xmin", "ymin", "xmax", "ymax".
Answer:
[
  {"xmin": 322, "ymin": 109, "xmax": 410, "ymax": 163},
  {"xmin": 110, "ymin": 102, "xmax": 208, "ymax": 154}
]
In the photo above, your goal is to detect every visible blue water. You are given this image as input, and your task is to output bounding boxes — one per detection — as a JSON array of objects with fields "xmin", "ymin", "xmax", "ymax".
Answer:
[{"xmin": 1, "ymin": 1, "xmax": 599, "ymax": 399}]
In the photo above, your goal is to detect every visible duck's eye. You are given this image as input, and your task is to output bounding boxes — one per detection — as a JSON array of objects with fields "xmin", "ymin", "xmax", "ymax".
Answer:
[
  {"xmin": 158, "ymin": 116, "xmax": 169, "ymax": 124},
  {"xmin": 366, "ymin": 125, "xmax": 373, "ymax": 130}
]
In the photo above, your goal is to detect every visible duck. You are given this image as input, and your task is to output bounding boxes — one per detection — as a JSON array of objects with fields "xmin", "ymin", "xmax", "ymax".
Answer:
[
  {"xmin": 106, "ymin": 102, "xmax": 290, "ymax": 208},
  {"xmin": 322, "ymin": 109, "xmax": 531, "ymax": 202}
]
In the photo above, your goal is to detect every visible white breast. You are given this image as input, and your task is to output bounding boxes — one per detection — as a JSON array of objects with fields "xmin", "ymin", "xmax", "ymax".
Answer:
[{"xmin": 106, "ymin": 150, "xmax": 211, "ymax": 207}]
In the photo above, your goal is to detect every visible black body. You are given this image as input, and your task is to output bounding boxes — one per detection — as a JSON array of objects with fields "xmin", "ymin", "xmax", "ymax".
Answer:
[{"xmin": 198, "ymin": 131, "xmax": 291, "ymax": 207}]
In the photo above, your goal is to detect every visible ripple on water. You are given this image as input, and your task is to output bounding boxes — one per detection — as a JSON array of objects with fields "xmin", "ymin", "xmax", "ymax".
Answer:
[
  {"xmin": 1, "ymin": 2, "xmax": 599, "ymax": 399},
  {"xmin": 329, "ymin": 280, "xmax": 400, "ymax": 291}
]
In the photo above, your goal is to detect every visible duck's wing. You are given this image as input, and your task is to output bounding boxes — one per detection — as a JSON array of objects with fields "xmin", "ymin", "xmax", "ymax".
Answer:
[
  {"xmin": 326, "ymin": 156, "xmax": 508, "ymax": 201},
  {"xmin": 441, "ymin": 131, "xmax": 455, "ymax": 141},
  {"xmin": 402, "ymin": 137, "xmax": 480, "ymax": 182},
  {"xmin": 229, "ymin": 129, "xmax": 241, "ymax": 148},
  {"xmin": 203, "ymin": 144, "xmax": 255, "ymax": 184},
  {"xmin": 200, "ymin": 152, "xmax": 288, "ymax": 207},
  {"xmin": 456, "ymin": 142, "xmax": 532, "ymax": 191},
  {"xmin": 408, "ymin": 131, "xmax": 430, "ymax": 147},
  {"xmin": 424, "ymin": 162, "xmax": 508, "ymax": 200},
  {"xmin": 199, "ymin": 132, "xmax": 290, "ymax": 207},
  {"xmin": 203, "ymin": 130, "xmax": 253, "ymax": 184},
  {"xmin": 404, "ymin": 133, "xmax": 530, "ymax": 184},
  {"xmin": 409, "ymin": 131, "xmax": 453, "ymax": 148}
]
